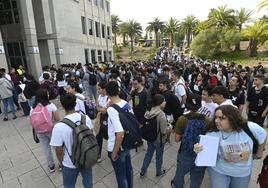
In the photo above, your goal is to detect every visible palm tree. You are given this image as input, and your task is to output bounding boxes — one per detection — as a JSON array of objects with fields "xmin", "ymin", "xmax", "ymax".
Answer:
[
  {"xmin": 165, "ymin": 17, "xmax": 180, "ymax": 48},
  {"xmin": 118, "ymin": 22, "xmax": 129, "ymax": 46},
  {"xmin": 242, "ymin": 20, "xmax": 268, "ymax": 56},
  {"xmin": 111, "ymin": 15, "xmax": 121, "ymax": 46},
  {"xmin": 208, "ymin": 5, "xmax": 236, "ymax": 29},
  {"xmin": 180, "ymin": 15, "xmax": 198, "ymax": 47},
  {"xmin": 193, "ymin": 21, "xmax": 210, "ymax": 35},
  {"xmin": 259, "ymin": 0, "xmax": 268, "ymax": 11},
  {"xmin": 124, "ymin": 20, "xmax": 143, "ymax": 53},
  {"xmin": 146, "ymin": 18, "xmax": 165, "ymax": 48},
  {"xmin": 234, "ymin": 8, "xmax": 253, "ymax": 51}
]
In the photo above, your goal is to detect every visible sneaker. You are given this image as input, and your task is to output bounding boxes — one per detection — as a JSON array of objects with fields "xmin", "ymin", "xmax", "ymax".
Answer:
[
  {"xmin": 156, "ymin": 169, "xmax": 166, "ymax": 177},
  {"xmin": 49, "ymin": 165, "xmax": 55, "ymax": 173},
  {"xmin": 58, "ymin": 164, "xmax": 62, "ymax": 171},
  {"xmin": 3, "ymin": 117, "xmax": 8, "ymax": 121},
  {"xmin": 12, "ymin": 116, "xmax": 17, "ymax": 120}
]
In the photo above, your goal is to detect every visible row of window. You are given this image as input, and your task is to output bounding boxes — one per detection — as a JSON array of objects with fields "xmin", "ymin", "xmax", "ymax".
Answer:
[
  {"xmin": 74, "ymin": 0, "xmax": 110, "ymax": 12},
  {"xmin": 85, "ymin": 49, "xmax": 112, "ymax": 64},
  {"xmin": 81, "ymin": 16, "xmax": 110, "ymax": 38},
  {"xmin": 0, "ymin": 0, "xmax": 19, "ymax": 25}
]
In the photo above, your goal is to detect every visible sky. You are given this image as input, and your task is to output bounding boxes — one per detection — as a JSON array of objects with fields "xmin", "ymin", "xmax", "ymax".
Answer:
[{"xmin": 111, "ymin": 0, "xmax": 267, "ymax": 30}]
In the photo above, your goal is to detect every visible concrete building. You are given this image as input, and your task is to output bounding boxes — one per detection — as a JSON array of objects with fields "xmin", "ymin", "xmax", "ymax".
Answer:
[{"xmin": 0, "ymin": 0, "xmax": 113, "ymax": 78}]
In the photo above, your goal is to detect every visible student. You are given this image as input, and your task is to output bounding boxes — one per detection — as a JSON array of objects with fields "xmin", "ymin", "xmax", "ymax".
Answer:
[
  {"xmin": 246, "ymin": 74, "xmax": 268, "ymax": 127},
  {"xmin": 140, "ymin": 94, "xmax": 167, "ymax": 177},
  {"xmin": 228, "ymin": 76, "xmax": 245, "ymax": 113},
  {"xmin": 198, "ymin": 85, "xmax": 218, "ymax": 119},
  {"xmin": 23, "ymin": 74, "xmax": 40, "ymax": 107},
  {"xmin": 65, "ymin": 82, "xmax": 86, "ymax": 115},
  {"xmin": 171, "ymin": 93, "xmax": 211, "ymax": 188},
  {"xmin": 31, "ymin": 89, "xmax": 60, "ymax": 172},
  {"xmin": 211, "ymin": 86, "xmax": 236, "ymax": 107},
  {"xmin": 106, "ymin": 81, "xmax": 133, "ymax": 188},
  {"xmin": 50, "ymin": 93, "xmax": 93, "ymax": 188},
  {"xmin": 194, "ymin": 105, "xmax": 267, "ymax": 188}
]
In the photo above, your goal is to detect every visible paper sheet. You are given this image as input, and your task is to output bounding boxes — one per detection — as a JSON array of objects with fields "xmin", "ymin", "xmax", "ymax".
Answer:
[{"xmin": 195, "ymin": 135, "xmax": 220, "ymax": 167}]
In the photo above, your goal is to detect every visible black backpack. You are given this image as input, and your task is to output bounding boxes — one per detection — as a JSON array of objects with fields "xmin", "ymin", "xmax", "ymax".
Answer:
[
  {"xmin": 141, "ymin": 116, "xmax": 158, "ymax": 142},
  {"xmin": 111, "ymin": 104, "xmax": 143, "ymax": 149},
  {"xmin": 89, "ymin": 73, "xmax": 97, "ymax": 86},
  {"xmin": 61, "ymin": 115, "xmax": 99, "ymax": 169}
]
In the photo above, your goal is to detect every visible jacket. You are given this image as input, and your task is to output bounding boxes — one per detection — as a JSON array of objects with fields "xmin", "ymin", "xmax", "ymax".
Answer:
[
  {"xmin": 0, "ymin": 78, "xmax": 13, "ymax": 99},
  {"xmin": 144, "ymin": 106, "xmax": 167, "ymax": 143}
]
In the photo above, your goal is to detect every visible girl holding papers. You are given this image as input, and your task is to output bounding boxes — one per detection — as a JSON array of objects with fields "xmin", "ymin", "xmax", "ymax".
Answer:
[{"xmin": 194, "ymin": 105, "xmax": 266, "ymax": 188}]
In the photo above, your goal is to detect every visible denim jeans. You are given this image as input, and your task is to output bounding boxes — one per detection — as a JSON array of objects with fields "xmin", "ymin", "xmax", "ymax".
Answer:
[
  {"xmin": 2, "ymin": 96, "xmax": 16, "ymax": 117},
  {"xmin": 141, "ymin": 141, "xmax": 165, "ymax": 175},
  {"xmin": 88, "ymin": 85, "xmax": 97, "ymax": 101},
  {"xmin": 62, "ymin": 165, "xmax": 93, "ymax": 188},
  {"xmin": 172, "ymin": 151, "xmax": 206, "ymax": 188},
  {"xmin": 37, "ymin": 133, "xmax": 55, "ymax": 168},
  {"xmin": 28, "ymin": 96, "xmax": 35, "ymax": 107},
  {"xmin": 108, "ymin": 150, "xmax": 133, "ymax": 188},
  {"xmin": 208, "ymin": 168, "xmax": 251, "ymax": 188}
]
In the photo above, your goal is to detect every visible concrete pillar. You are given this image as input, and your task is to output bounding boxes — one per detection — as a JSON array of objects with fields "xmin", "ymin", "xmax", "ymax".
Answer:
[
  {"xmin": 0, "ymin": 31, "xmax": 8, "ymax": 70},
  {"xmin": 19, "ymin": 0, "xmax": 42, "ymax": 79}
]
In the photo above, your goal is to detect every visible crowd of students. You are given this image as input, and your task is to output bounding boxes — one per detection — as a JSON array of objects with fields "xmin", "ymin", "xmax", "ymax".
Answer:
[{"xmin": 0, "ymin": 56, "xmax": 268, "ymax": 188}]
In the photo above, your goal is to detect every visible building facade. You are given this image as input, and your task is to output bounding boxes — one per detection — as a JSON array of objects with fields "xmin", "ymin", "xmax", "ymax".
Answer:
[{"xmin": 0, "ymin": 0, "xmax": 113, "ymax": 78}]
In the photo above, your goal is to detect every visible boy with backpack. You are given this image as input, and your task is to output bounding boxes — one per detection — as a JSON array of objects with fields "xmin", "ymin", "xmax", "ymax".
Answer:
[
  {"xmin": 171, "ymin": 93, "xmax": 211, "ymax": 188},
  {"xmin": 106, "ymin": 81, "xmax": 142, "ymax": 188},
  {"xmin": 50, "ymin": 93, "xmax": 98, "ymax": 188}
]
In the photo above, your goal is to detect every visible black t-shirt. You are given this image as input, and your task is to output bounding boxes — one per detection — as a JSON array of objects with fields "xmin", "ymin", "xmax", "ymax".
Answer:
[
  {"xmin": 247, "ymin": 86, "xmax": 268, "ymax": 115},
  {"xmin": 131, "ymin": 88, "xmax": 148, "ymax": 119},
  {"xmin": 228, "ymin": 89, "xmax": 245, "ymax": 108},
  {"xmin": 162, "ymin": 90, "xmax": 181, "ymax": 122}
]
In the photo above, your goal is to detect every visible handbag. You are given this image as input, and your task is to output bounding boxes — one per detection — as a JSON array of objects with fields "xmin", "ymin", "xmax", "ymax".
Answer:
[{"xmin": 32, "ymin": 128, "xmax": 39, "ymax": 143}]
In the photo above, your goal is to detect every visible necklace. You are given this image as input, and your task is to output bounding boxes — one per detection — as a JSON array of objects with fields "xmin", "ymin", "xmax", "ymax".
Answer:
[{"xmin": 221, "ymin": 131, "xmax": 233, "ymax": 140}]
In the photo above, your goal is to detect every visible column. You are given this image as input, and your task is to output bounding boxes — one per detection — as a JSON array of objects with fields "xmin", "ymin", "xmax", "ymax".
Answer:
[{"xmin": 0, "ymin": 31, "xmax": 8, "ymax": 70}]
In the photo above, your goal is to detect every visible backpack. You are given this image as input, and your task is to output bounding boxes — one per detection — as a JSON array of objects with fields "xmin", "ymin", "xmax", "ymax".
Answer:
[
  {"xmin": 89, "ymin": 73, "xmax": 97, "ymax": 86},
  {"xmin": 141, "ymin": 116, "xmax": 158, "ymax": 142},
  {"xmin": 61, "ymin": 115, "xmax": 99, "ymax": 169},
  {"xmin": 242, "ymin": 123, "xmax": 259, "ymax": 154},
  {"xmin": 111, "ymin": 104, "xmax": 143, "ymax": 149},
  {"xmin": 84, "ymin": 99, "xmax": 97, "ymax": 119},
  {"xmin": 30, "ymin": 104, "xmax": 53, "ymax": 134},
  {"xmin": 180, "ymin": 114, "xmax": 206, "ymax": 155},
  {"xmin": 258, "ymin": 155, "xmax": 268, "ymax": 188}
]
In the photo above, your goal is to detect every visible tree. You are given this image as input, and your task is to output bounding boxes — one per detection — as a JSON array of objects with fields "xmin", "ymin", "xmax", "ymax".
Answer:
[
  {"xmin": 124, "ymin": 20, "xmax": 143, "ymax": 53},
  {"xmin": 259, "ymin": 0, "xmax": 268, "ymax": 11},
  {"xmin": 146, "ymin": 18, "xmax": 165, "ymax": 48},
  {"xmin": 208, "ymin": 5, "xmax": 236, "ymax": 29},
  {"xmin": 180, "ymin": 15, "xmax": 198, "ymax": 47},
  {"xmin": 111, "ymin": 15, "xmax": 121, "ymax": 46},
  {"xmin": 193, "ymin": 21, "xmax": 210, "ymax": 35},
  {"xmin": 118, "ymin": 22, "xmax": 129, "ymax": 46},
  {"xmin": 242, "ymin": 20, "xmax": 268, "ymax": 56},
  {"xmin": 234, "ymin": 8, "xmax": 253, "ymax": 51},
  {"xmin": 164, "ymin": 17, "xmax": 180, "ymax": 48}
]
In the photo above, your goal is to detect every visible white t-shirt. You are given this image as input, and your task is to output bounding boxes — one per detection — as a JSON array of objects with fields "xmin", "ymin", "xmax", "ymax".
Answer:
[
  {"xmin": 198, "ymin": 101, "xmax": 218, "ymax": 119},
  {"xmin": 30, "ymin": 103, "xmax": 57, "ymax": 120},
  {"xmin": 75, "ymin": 93, "xmax": 86, "ymax": 114},
  {"xmin": 207, "ymin": 121, "xmax": 267, "ymax": 177},
  {"xmin": 50, "ymin": 113, "xmax": 93, "ymax": 168},
  {"xmin": 107, "ymin": 100, "xmax": 130, "ymax": 152},
  {"xmin": 98, "ymin": 95, "xmax": 109, "ymax": 108},
  {"xmin": 174, "ymin": 80, "xmax": 186, "ymax": 108},
  {"xmin": 220, "ymin": 99, "xmax": 237, "ymax": 108}
]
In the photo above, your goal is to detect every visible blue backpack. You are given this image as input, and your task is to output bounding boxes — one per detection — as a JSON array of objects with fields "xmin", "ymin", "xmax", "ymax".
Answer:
[
  {"xmin": 111, "ymin": 103, "xmax": 143, "ymax": 149},
  {"xmin": 180, "ymin": 114, "xmax": 206, "ymax": 156}
]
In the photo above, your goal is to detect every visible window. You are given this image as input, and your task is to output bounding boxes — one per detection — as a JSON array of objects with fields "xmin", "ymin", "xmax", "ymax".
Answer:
[
  {"xmin": 102, "ymin": 24, "xmax": 105, "ymax": 38},
  {"xmin": 108, "ymin": 51, "xmax": 112, "ymax": 62},
  {"xmin": 4, "ymin": 42, "xmax": 27, "ymax": 69},
  {"xmin": 91, "ymin": 49, "xmax": 96, "ymax": 64},
  {"xmin": 95, "ymin": 21, "xmax": 100, "ymax": 37},
  {"xmin": 106, "ymin": 1, "xmax": 110, "ymax": 12},
  {"xmin": 107, "ymin": 26, "xmax": 110, "ymax": 39},
  {"xmin": 88, "ymin": 19, "xmax": 93, "ymax": 35},
  {"xmin": 84, "ymin": 49, "xmax": 89, "ymax": 64},
  {"xmin": 97, "ymin": 50, "xmax": 102, "ymax": 62},
  {"xmin": 94, "ymin": 0, "xmax": 98, "ymax": 6},
  {"xmin": 103, "ymin": 51, "xmax": 107, "ymax": 62},
  {"xmin": 0, "ymin": 0, "xmax": 20, "ymax": 25},
  {"xmin": 100, "ymin": 0, "xmax": 104, "ymax": 9},
  {"xmin": 81, "ymin": 16, "xmax": 86, "ymax": 34}
]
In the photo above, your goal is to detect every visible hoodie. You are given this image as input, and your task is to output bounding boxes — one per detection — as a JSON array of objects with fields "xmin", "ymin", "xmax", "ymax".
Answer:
[
  {"xmin": 144, "ymin": 106, "xmax": 168, "ymax": 143},
  {"xmin": 0, "ymin": 78, "xmax": 13, "ymax": 99}
]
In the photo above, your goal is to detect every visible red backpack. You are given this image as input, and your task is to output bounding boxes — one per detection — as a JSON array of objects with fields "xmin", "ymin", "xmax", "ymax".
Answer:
[
  {"xmin": 257, "ymin": 155, "xmax": 268, "ymax": 188},
  {"xmin": 30, "ymin": 104, "xmax": 53, "ymax": 134}
]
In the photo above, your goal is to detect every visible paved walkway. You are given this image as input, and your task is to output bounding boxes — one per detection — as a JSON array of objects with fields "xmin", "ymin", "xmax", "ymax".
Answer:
[{"xmin": 0, "ymin": 106, "xmax": 266, "ymax": 188}]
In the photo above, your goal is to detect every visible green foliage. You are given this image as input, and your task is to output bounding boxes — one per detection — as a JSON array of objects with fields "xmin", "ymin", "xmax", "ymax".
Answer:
[{"xmin": 219, "ymin": 28, "xmax": 240, "ymax": 51}]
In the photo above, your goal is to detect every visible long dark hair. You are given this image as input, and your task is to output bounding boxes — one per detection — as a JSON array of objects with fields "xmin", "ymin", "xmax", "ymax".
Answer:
[
  {"xmin": 33, "ymin": 89, "xmax": 50, "ymax": 108},
  {"xmin": 211, "ymin": 105, "xmax": 247, "ymax": 132}
]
